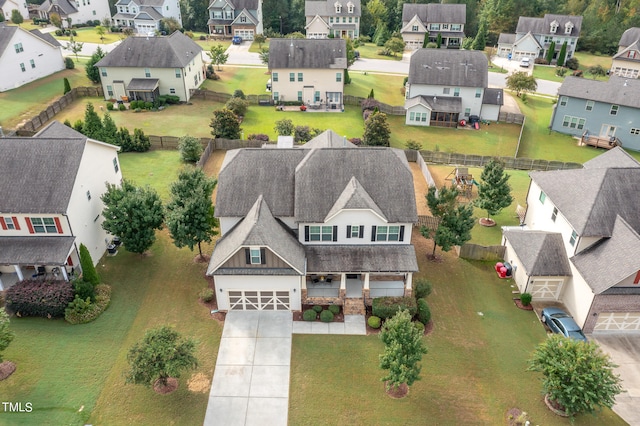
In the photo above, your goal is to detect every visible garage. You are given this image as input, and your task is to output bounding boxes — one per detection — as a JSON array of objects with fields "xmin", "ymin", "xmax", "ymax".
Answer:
[
  {"xmin": 529, "ymin": 278, "xmax": 564, "ymax": 300},
  {"xmin": 594, "ymin": 312, "xmax": 640, "ymax": 332},
  {"xmin": 228, "ymin": 290, "xmax": 290, "ymax": 311},
  {"xmin": 234, "ymin": 29, "xmax": 254, "ymax": 40}
]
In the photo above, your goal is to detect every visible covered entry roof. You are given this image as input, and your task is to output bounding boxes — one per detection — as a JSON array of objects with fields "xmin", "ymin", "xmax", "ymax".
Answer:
[
  {"xmin": 127, "ymin": 78, "xmax": 160, "ymax": 91},
  {"xmin": 306, "ymin": 245, "xmax": 418, "ymax": 273},
  {"xmin": 0, "ymin": 236, "xmax": 75, "ymax": 265}
]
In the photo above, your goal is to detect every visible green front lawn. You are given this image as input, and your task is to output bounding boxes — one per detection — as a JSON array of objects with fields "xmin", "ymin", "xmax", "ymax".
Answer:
[
  {"xmin": 202, "ymin": 67, "xmax": 270, "ymax": 95},
  {"xmin": 54, "ymin": 27, "xmax": 123, "ymax": 44},
  {"xmin": 356, "ymin": 42, "xmax": 403, "ymax": 61}
]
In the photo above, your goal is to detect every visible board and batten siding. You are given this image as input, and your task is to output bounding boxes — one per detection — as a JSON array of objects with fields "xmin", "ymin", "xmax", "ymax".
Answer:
[{"xmin": 220, "ymin": 247, "xmax": 293, "ymax": 269}]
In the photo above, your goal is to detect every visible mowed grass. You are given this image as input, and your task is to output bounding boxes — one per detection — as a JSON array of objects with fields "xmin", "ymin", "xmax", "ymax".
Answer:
[
  {"xmin": 345, "ymin": 72, "xmax": 406, "ymax": 106},
  {"xmin": 289, "ymin": 238, "xmax": 626, "ymax": 425},
  {"xmin": 54, "ymin": 27, "xmax": 123, "ymax": 44},
  {"xmin": 201, "ymin": 66, "xmax": 270, "ymax": 95},
  {"xmin": 355, "ymin": 42, "xmax": 403, "ymax": 61},
  {"xmin": 118, "ymin": 151, "xmax": 187, "ymax": 200}
]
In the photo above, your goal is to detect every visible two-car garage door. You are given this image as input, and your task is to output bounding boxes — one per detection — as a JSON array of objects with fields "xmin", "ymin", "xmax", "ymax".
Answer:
[
  {"xmin": 228, "ymin": 290, "xmax": 290, "ymax": 310},
  {"xmin": 594, "ymin": 312, "xmax": 640, "ymax": 332}
]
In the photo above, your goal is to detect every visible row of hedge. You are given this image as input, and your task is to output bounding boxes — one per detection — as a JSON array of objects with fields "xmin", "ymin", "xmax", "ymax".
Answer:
[
  {"xmin": 5, "ymin": 280, "xmax": 74, "ymax": 318},
  {"xmin": 303, "ymin": 304, "xmax": 340, "ymax": 322}
]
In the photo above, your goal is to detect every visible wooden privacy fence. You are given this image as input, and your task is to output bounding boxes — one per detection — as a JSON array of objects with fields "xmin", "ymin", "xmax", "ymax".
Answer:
[
  {"xmin": 190, "ymin": 89, "xmax": 272, "ymax": 105},
  {"xmin": 456, "ymin": 244, "xmax": 506, "ymax": 261},
  {"xmin": 417, "ymin": 215, "xmax": 439, "ymax": 231},
  {"xmin": 16, "ymin": 86, "xmax": 103, "ymax": 134},
  {"xmin": 343, "ymin": 95, "xmax": 405, "ymax": 115},
  {"xmin": 419, "ymin": 151, "xmax": 582, "ymax": 171},
  {"xmin": 498, "ymin": 112, "xmax": 525, "ymax": 124}
]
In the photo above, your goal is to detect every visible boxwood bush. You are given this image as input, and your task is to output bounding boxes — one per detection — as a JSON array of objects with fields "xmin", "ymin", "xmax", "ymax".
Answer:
[
  {"xmin": 417, "ymin": 298, "xmax": 431, "ymax": 325},
  {"xmin": 65, "ymin": 285, "xmax": 111, "ymax": 324},
  {"xmin": 328, "ymin": 305, "xmax": 340, "ymax": 315},
  {"xmin": 372, "ymin": 297, "xmax": 417, "ymax": 320},
  {"xmin": 414, "ymin": 278, "xmax": 433, "ymax": 299},
  {"xmin": 367, "ymin": 315, "xmax": 381, "ymax": 329},
  {"xmin": 520, "ymin": 292, "xmax": 532, "ymax": 306},
  {"xmin": 320, "ymin": 309, "xmax": 334, "ymax": 322},
  {"xmin": 303, "ymin": 309, "xmax": 317, "ymax": 321},
  {"xmin": 312, "ymin": 305, "xmax": 323, "ymax": 313},
  {"xmin": 6, "ymin": 279, "xmax": 74, "ymax": 318}
]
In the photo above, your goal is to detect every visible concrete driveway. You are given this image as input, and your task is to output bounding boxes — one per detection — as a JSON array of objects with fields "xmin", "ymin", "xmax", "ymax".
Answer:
[{"xmin": 591, "ymin": 334, "xmax": 640, "ymax": 426}]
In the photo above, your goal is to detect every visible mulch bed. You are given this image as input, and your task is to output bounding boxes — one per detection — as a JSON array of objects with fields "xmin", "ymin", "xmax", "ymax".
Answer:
[
  {"xmin": 505, "ymin": 407, "xmax": 530, "ymax": 425},
  {"xmin": 0, "ymin": 361, "xmax": 16, "ymax": 381},
  {"xmin": 544, "ymin": 394, "xmax": 569, "ymax": 417},
  {"xmin": 513, "ymin": 298, "xmax": 534, "ymax": 311},
  {"xmin": 153, "ymin": 377, "xmax": 178, "ymax": 394},
  {"xmin": 384, "ymin": 381, "xmax": 409, "ymax": 398},
  {"xmin": 293, "ymin": 305, "xmax": 344, "ymax": 322},
  {"xmin": 200, "ymin": 275, "xmax": 226, "ymax": 322},
  {"xmin": 479, "ymin": 217, "xmax": 497, "ymax": 227},
  {"xmin": 364, "ymin": 309, "xmax": 434, "ymax": 336},
  {"xmin": 193, "ymin": 254, "xmax": 211, "ymax": 264}
]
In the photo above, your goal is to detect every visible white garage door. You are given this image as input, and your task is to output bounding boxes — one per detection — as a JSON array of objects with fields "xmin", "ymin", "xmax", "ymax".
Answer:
[
  {"xmin": 594, "ymin": 312, "xmax": 640, "ymax": 332},
  {"xmin": 529, "ymin": 279, "xmax": 563, "ymax": 300},
  {"xmin": 234, "ymin": 29, "xmax": 254, "ymax": 40},
  {"xmin": 228, "ymin": 290, "xmax": 290, "ymax": 310}
]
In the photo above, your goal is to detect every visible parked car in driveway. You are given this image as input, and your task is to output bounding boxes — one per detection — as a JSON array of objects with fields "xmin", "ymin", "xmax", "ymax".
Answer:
[
  {"xmin": 232, "ymin": 36, "xmax": 243, "ymax": 45},
  {"xmin": 519, "ymin": 57, "xmax": 531, "ymax": 68},
  {"xmin": 540, "ymin": 307, "xmax": 587, "ymax": 341}
]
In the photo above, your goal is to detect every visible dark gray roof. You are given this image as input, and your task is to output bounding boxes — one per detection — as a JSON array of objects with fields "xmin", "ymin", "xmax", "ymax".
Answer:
[
  {"xmin": 0, "ymin": 137, "xmax": 86, "ymax": 214},
  {"xmin": 306, "ymin": 245, "xmax": 419, "ymax": 272},
  {"xmin": 530, "ymin": 166, "xmax": 640, "ymax": 237},
  {"xmin": 483, "ymin": 88, "xmax": 503, "ymax": 105},
  {"xmin": 95, "ymin": 32, "xmax": 202, "ymax": 69},
  {"xmin": 0, "ymin": 236, "xmax": 76, "ymax": 265},
  {"xmin": 498, "ymin": 33, "xmax": 516, "ymax": 44},
  {"xmin": 503, "ymin": 230, "xmax": 572, "ymax": 276},
  {"xmin": 405, "ymin": 95, "xmax": 461, "ymax": 113},
  {"xmin": 136, "ymin": 7, "xmax": 163, "ymax": 21},
  {"xmin": 35, "ymin": 120, "xmax": 86, "ymax": 138},
  {"xmin": 401, "ymin": 3, "xmax": 465, "ymax": 24},
  {"xmin": 571, "ymin": 216, "xmax": 640, "ymax": 293},
  {"xmin": 268, "ymin": 38, "xmax": 347, "ymax": 69},
  {"xmin": 305, "ymin": 0, "xmax": 361, "ymax": 17},
  {"xmin": 583, "ymin": 147, "xmax": 640, "ymax": 169},
  {"xmin": 29, "ymin": 29, "xmax": 61, "ymax": 47},
  {"xmin": 558, "ymin": 76, "xmax": 640, "ymax": 109},
  {"xmin": 619, "ymin": 27, "xmax": 640, "ymax": 47},
  {"xmin": 408, "ymin": 49, "xmax": 488, "ymax": 88},
  {"xmin": 209, "ymin": 0, "xmax": 259, "ymax": 10},
  {"xmin": 39, "ymin": 0, "xmax": 77, "ymax": 15},
  {"xmin": 127, "ymin": 78, "xmax": 160, "ymax": 91},
  {"xmin": 613, "ymin": 41, "xmax": 640, "ymax": 61},
  {"xmin": 516, "ymin": 14, "xmax": 582, "ymax": 37},
  {"xmin": 0, "ymin": 24, "xmax": 18, "ymax": 57},
  {"xmin": 208, "ymin": 195, "xmax": 306, "ymax": 275},
  {"xmin": 302, "ymin": 129, "xmax": 356, "ymax": 148}
]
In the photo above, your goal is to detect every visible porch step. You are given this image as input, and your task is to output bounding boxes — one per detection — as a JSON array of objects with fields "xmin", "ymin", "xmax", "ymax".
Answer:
[{"xmin": 343, "ymin": 298, "xmax": 366, "ymax": 316}]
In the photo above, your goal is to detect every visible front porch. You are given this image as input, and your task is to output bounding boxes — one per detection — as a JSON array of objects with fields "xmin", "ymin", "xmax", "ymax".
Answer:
[{"xmin": 302, "ymin": 273, "xmax": 411, "ymax": 306}]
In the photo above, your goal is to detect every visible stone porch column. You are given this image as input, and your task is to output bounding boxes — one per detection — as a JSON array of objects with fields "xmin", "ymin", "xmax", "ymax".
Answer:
[
  {"xmin": 14, "ymin": 265, "xmax": 23, "ymax": 281},
  {"xmin": 301, "ymin": 275, "xmax": 307, "ymax": 290}
]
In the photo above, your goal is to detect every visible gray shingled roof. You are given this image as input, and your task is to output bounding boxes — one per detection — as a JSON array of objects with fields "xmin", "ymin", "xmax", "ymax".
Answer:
[
  {"xmin": 306, "ymin": 245, "xmax": 418, "ymax": 272},
  {"xmin": 498, "ymin": 33, "xmax": 516, "ymax": 44},
  {"xmin": 207, "ymin": 195, "xmax": 306, "ymax": 275},
  {"xmin": 302, "ymin": 129, "xmax": 356, "ymax": 148},
  {"xmin": 516, "ymin": 14, "xmax": 582, "ymax": 37},
  {"xmin": 29, "ymin": 29, "xmax": 61, "ymax": 47},
  {"xmin": 305, "ymin": 0, "xmax": 361, "ymax": 17},
  {"xmin": 95, "ymin": 32, "xmax": 202, "ymax": 68},
  {"xmin": 401, "ymin": 3, "xmax": 466, "ymax": 24},
  {"xmin": 613, "ymin": 40, "xmax": 640, "ymax": 61},
  {"xmin": 619, "ymin": 27, "xmax": 640, "ymax": 47},
  {"xmin": 0, "ymin": 236, "xmax": 76, "ymax": 265},
  {"xmin": 324, "ymin": 176, "xmax": 385, "ymax": 221},
  {"xmin": 583, "ymin": 146, "xmax": 640, "ymax": 169},
  {"xmin": 558, "ymin": 76, "xmax": 640, "ymax": 109},
  {"xmin": 136, "ymin": 6, "xmax": 163, "ymax": 20},
  {"xmin": 571, "ymin": 216, "xmax": 640, "ymax": 293},
  {"xmin": 35, "ymin": 120, "xmax": 86, "ymax": 138},
  {"xmin": 408, "ymin": 49, "xmax": 488, "ymax": 88},
  {"xmin": 39, "ymin": 0, "xmax": 77, "ymax": 15},
  {"xmin": 268, "ymin": 38, "xmax": 347, "ymax": 69},
  {"xmin": 0, "ymin": 137, "xmax": 86, "ymax": 214},
  {"xmin": 503, "ymin": 230, "xmax": 572, "ymax": 276},
  {"xmin": 483, "ymin": 88, "xmax": 503, "ymax": 105},
  {"xmin": 127, "ymin": 78, "xmax": 159, "ymax": 90},
  {"xmin": 404, "ymin": 95, "xmax": 462, "ymax": 113},
  {"xmin": 0, "ymin": 24, "xmax": 18, "ymax": 57},
  {"xmin": 530, "ymin": 166, "xmax": 640, "ymax": 237}
]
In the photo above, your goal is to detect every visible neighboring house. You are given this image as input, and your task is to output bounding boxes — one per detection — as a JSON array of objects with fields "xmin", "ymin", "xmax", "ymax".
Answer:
[
  {"xmin": 404, "ymin": 49, "xmax": 502, "ymax": 127},
  {"xmin": 1, "ymin": 0, "xmax": 30, "ymax": 20},
  {"xmin": 206, "ymin": 130, "xmax": 419, "ymax": 313},
  {"xmin": 400, "ymin": 3, "xmax": 465, "ymax": 50},
  {"xmin": 304, "ymin": 0, "xmax": 361, "ymax": 39},
  {"xmin": 0, "ymin": 121, "xmax": 122, "ymax": 290},
  {"xmin": 268, "ymin": 38, "xmax": 347, "ymax": 109},
  {"xmin": 610, "ymin": 27, "xmax": 640, "ymax": 78},
  {"xmin": 95, "ymin": 31, "xmax": 205, "ymax": 102},
  {"xmin": 497, "ymin": 14, "xmax": 582, "ymax": 61},
  {"xmin": 0, "ymin": 23, "xmax": 65, "ymax": 92},
  {"xmin": 38, "ymin": 0, "xmax": 111, "ymax": 28},
  {"xmin": 207, "ymin": 0, "xmax": 263, "ymax": 40},
  {"xmin": 502, "ymin": 147, "xmax": 640, "ymax": 333},
  {"xmin": 112, "ymin": 0, "xmax": 182, "ymax": 34},
  {"xmin": 549, "ymin": 76, "xmax": 640, "ymax": 151}
]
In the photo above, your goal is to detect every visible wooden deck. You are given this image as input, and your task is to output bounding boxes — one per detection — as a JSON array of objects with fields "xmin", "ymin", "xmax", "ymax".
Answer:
[{"xmin": 581, "ymin": 133, "xmax": 622, "ymax": 150}]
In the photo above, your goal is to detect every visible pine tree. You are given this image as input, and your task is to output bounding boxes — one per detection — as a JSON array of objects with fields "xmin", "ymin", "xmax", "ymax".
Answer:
[
  {"xmin": 422, "ymin": 33, "xmax": 428, "ymax": 48},
  {"xmin": 102, "ymin": 113, "xmax": 118, "ymax": 145},
  {"xmin": 557, "ymin": 41, "xmax": 568, "ymax": 67},
  {"xmin": 368, "ymin": 89, "xmax": 375, "ymax": 99},
  {"xmin": 85, "ymin": 47, "xmax": 105, "ymax": 83},
  {"xmin": 79, "ymin": 243, "xmax": 100, "ymax": 285},
  {"xmin": 471, "ymin": 18, "xmax": 487, "ymax": 51},
  {"xmin": 344, "ymin": 68, "xmax": 351, "ymax": 84},
  {"xmin": 436, "ymin": 33, "xmax": 442, "ymax": 49},
  {"xmin": 63, "ymin": 77, "xmax": 71, "ymax": 95},
  {"xmin": 475, "ymin": 159, "xmax": 513, "ymax": 225},
  {"xmin": 83, "ymin": 103, "xmax": 103, "ymax": 140}
]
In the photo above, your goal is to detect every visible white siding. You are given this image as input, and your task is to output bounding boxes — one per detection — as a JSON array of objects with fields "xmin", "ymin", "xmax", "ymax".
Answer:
[
  {"xmin": 482, "ymin": 104, "xmax": 500, "ymax": 121},
  {"xmin": 67, "ymin": 0, "xmax": 112, "ymax": 26},
  {"xmin": 1, "ymin": 0, "xmax": 29, "ymax": 19},
  {"xmin": 405, "ymin": 104, "xmax": 431, "ymax": 126},
  {"xmin": 407, "ymin": 85, "xmax": 484, "ymax": 118},
  {"xmin": 214, "ymin": 275, "xmax": 302, "ymax": 310},
  {"xmin": 271, "ymin": 68, "xmax": 343, "ymax": 105},
  {"xmin": 561, "ymin": 266, "xmax": 596, "ymax": 329},
  {"xmin": 502, "ymin": 238, "xmax": 529, "ymax": 293}
]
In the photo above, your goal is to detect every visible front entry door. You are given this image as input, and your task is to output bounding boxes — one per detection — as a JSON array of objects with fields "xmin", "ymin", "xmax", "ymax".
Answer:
[{"xmin": 113, "ymin": 82, "xmax": 126, "ymax": 100}]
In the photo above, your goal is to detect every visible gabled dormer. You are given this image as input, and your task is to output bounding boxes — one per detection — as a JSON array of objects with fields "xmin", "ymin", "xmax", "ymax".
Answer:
[
  {"xmin": 324, "ymin": 176, "xmax": 387, "ymax": 223},
  {"xmin": 347, "ymin": 1, "xmax": 353, "ymax": 13},
  {"xmin": 564, "ymin": 21, "xmax": 574, "ymax": 35},
  {"xmin": 550, "ymin": 20, "xmax": 559, "ymax": 33},
  {"xmin": 400, "ymin": 14, "xmax": 427, "ymax": 34},
  {"xmin": 334, "ymin": 1, "xmax": 341, "ymax": 13}
]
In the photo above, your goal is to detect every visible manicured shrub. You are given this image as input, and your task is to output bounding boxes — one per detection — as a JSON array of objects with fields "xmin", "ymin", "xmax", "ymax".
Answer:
[
  {"xmin": 556, "ymin": 67, "xmax": 568, "ymax": 77},
  {"xmin": 572, "ymin": 70, "xmax": 583, "ymax": 77},
  {"xmin": 328, "ymin": 305, "xmax": 340, "ymax": 315},
  {"xmin": 144, "ymin": 101, "xmax": 153, "ymax": 110},
  {"xmin": 118, "ymin": 103, "xmax": 126, "ymax": 111},
  {"xmin": 320, "ymin": 310, "xmax": 334, "ymax": 322},
  {"xmin": 106, "ymin": 102, "xmax": 114, "ymax": 111},
  {"xmin": 348, "ymin": 137, "xmax": 362, "ymax": 146},
  {"xmin": 414, "ymin": 278, "xmax": 432, "ymax": 299},
  {"xmin": 199, "ymin": 288, "xmax": 214, "ymax": 303},
  {"xmin": 565, "ymin": 57, "xmax": 579, "ymax": 70},
  {"xmin": 416, "ymin": 298, "xmax": 431, "ymax": 325},
  {"xmin": 372, "ymin": 297, "xmax": 417, "ymax": 320},
  {"xmin": 303, "ymin": 309, "xmax": 317, "ymax": 321},
  {"xmin": 225, "ymin": 97, "xmax": 249, "ymax": 117},
  {"xmin": 74, "ymin": 278, "xmax": 95, "ymax": 302},
  {"xmin": 248, "ymin": 133, "xmax": 269, "ymax": 141},
  {"xmin": 413, "ymin": 321, "xmax": 425, "ymax": 334},
  {"xmin": 65, "ymin": 295, "xmax": 91, "ymax": 316},
  {"xmin": 520, "ymin": 292, "xmax": 532, "ymax": 306},
  {"xmin": 129, "ymin": 100, "xmax": 138, "ymax": 109},
  {"xmin": 178, "ymin": 135, "xmax": 203, "ymax": 162},
  {"xmin": 199, "ymin": 35, "xmax": 206, "ymax": 40},
  {"xmin": 5, "ymin": 279, "xmax": 75, "ymax": 318},
  {"xmin": 368, "ymin": 315, "xmax": 381, "ymax": 329},
  {"xmin": 534, "ymin": 58, "xmax": 549, "ymax": 65},
  {"xmin": 65, "ymin": 285, "xmax": 111, "ymax": 324},
  {"xmin": 65, "ymin": 57, "xmax": 75, "ymax": 69},
  {"xmin": 312, "ymin": 305, "xmax": 323, "ymax": 313},
  {"xmin": 79, "ymin": 243, "xmax": 99, "ymax": 285},
  {"xmin": 232, "ymin": 89, "xmax": 246, "ymax": 99},
  {"xmin": 55, "ymin": 29, "xmax": 63, "ymax": 36},
  {"xmin": 131, "ymin": 128, "xmax": 150, "ymax": 152}
]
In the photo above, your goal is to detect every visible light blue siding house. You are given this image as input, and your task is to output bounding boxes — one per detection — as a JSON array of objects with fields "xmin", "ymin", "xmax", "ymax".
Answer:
[{"xmin": 550, "ymin": 76, "xmax": 640, "ymax": 152}]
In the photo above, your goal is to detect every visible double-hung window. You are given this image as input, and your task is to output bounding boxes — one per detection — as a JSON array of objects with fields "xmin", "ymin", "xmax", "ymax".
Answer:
[
  {"xmin": 289, "ymin": 72, "xmax": 295, "ymax": 82},
  {"xmin": 375, "ymin": 225, "xmax": 401, "ymax": 241},
  {"xmin": 30, "ymin": 217, "xmax": 58, "ymax": 233}
]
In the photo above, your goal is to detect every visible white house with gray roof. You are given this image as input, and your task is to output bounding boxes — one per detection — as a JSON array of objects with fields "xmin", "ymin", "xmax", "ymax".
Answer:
[
  {"xmin": 611, "ymin": 27, "xmax": 640, "ymax": 78},
  {"xmin": 207, "ymin": 0, "xmax": 262, "ymax": 40},
  {"xmin": 207, "ymin": 130, "xmax": 418, "ymax": 313},
  {"xmin": 0, "ymin": 121, "xmax": 122, "ymax": 291},
  {"xmin": 1, "ymin": 0, "xmax": 29, "ymax": 20},
  {"xmin": 95, "ymin": 31, "xmax": 204, "ymax": 102},
  {"xmin": 497, "ymin": 14, "xmax": 582, "ymax": 61},
  {"xmin": 112, "ymin": 0, "xmax": 181, "ymax": 33},
  {"xmin": 502, "ymin": 147, "xmax": 640, "ymax": 333},
  {"xmin": 400, "ymin": 3, "xmax": 465, "ymax": 50},
  {"xmin": 0, "ymin": 23, "xmax": 64, "ymax": 92},
  {"xmin": 38, "ymin": 0, "xmax": 111, "ymax": 28},
  {"xmin": 304, "ymin": 0, "xmax": 360, "ymax": 39},
  {"xmin": 404, "ymin": 49, "xmax": 502, "ymax": 127},
  {"xmin": 550, "ymin": 76, "xmax": 640, "ymax": 151},
  {"xmin": 268, "ymin": 38, "xmax": 347, "ymax": 109}
]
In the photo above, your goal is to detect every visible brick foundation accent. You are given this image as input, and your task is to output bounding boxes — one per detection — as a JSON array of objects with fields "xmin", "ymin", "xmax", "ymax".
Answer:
[
  {"xmin": 303, "ymin": 296, "xmax": 343, "ymax": 306},
  {"xmin": 404, "ymin": 288, "xmax": 413, "ymax": 298},
  {"xmin": 583, "ymin": 294, "xmax": 640, "ymax": 333}
]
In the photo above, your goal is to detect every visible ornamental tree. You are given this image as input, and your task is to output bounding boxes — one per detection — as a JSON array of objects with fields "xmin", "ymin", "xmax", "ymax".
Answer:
[
  {"xmin": 363, "ymin": 111, "xmax": 390, "ymax": 147},
  {"xmin": 79, "ymin": 243, "xmax": 100, "ymax": 285},
  {"xmin": 506, "ymin": 72, "xmax": 537, "ymax": 97},
  {"xmin": 207, "ymin": 44, "xmax": 229, "ymax": 71},
  {"xmin": 166, "ymin": 168, "xmax": 218, "ymax": 257},
  {"xmin": 0, "ymin": 308, "xmax": 15, "ymax": 363},
  {"xmin": 10, "ymin": 9, "xmax": 23, "ymax": 25},
  {"xmin": 101, "ymin": 180, "xmax": 165, "ymax": 254},
  {"xmin": 274, "ymin": 118, "xmax": 294, "ymax": 136},
  {"xmin": 210, "ymin": 108, "xmax": 241, "ymax": 139},
  {"xmin": 379, "ymin": 309, "xmax": 427, "ymax": 395},
  {"xmin": 475, "ymin": 159, "xmax": 513, "ymax": 225},
  {"xmin": 178, "ymin": 135, "xmax": 203, "ymax": 163},
  {"xmin": 422, "ymin": 186, "xmax": 474, "ymax": 257},
  {"xmin": 546, "ymin": 41, "xmax": 556, "ymax": 64},
  {"xmin": 528, "ymin": 334, "xmax": 622, "ymax": 419},
  {"xmin": 85, "ymin": 47, "xmax": 105, "ymax": 83},
  {"xmin": 126, "ymin": 326, "xmax": 198, "ymax": 389},
  {"xmin": 557, "ymin": 41, "xmax": 568, "ymax": 67}
]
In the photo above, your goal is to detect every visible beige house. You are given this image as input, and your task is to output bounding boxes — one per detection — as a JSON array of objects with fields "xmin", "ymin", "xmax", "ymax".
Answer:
[
  {"xmin": 611, "ymin": 27, "xmax": 640, "ymax": 78},
  {"xmin": 400, "ymin": 3, "xmax": 465, "ymax": 50},
  {"xmin": 95, "ymin": 32, "xmax": 205, "ymax": 102},
  {"xmin": 268, "ymin": 38, "xmax": 347, "ymax": 109}
]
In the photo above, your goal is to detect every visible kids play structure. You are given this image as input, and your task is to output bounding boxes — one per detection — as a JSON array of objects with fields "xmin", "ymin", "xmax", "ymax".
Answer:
[{"xmin": 447, "ymin": 168, "xmax": 479, "ymax": 198}]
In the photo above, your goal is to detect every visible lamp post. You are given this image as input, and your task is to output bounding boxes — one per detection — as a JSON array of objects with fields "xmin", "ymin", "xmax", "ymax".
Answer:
[{"xmin": 279, "ymin": 15, "xmax": 283, "ymax": 35}]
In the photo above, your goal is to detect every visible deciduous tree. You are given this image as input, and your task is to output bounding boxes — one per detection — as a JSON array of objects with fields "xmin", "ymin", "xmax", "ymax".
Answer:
[
  {"xmin": 101, "ymin": 180, "xmax": 165, "ymax": 254},
  {"xmin": 210, "ymin": 109, "xmax": 241, "ymax": 139},
  {"xmin": 384, "ymin": 37, "xmax": 405, "ymax": 57},
  {"xmin": 274, "ymin": 118, "xmax": 294, "ymax": 136},
  {"xmin": 363, "ymin": 111, "xmax": 390, "ymax": 147},
  {"xmin": 85, "ymin": 46, "xmax": 105, "ymax": 83},
  {"xmin": 10, "ymin": 9, "xmax": 23, "ymax": 25},
  {"xmin": 475, "ymin": 159, "xmax": 513, "ymax": 225},
  {"xmin": 208, "ymin": 44, "xmax": 229, "ymax": 71},
  {"xmin": 422, "ymin": 186, "xmax": 475, "ymax": 257},
  {"xmin": 588, "ymin": 64, "xmax": 607, "ymax": 79},
  {"xmin": 506, "ymin": 71, "xmax": 537, "ymax": 97},
  {"xmin": 254, "ymin": 33, "xmax": 267, "ymax": 48},
  {"xmin": 64, "ymin": 37, "xmax": 84, "ymax": 62},
  {"xmin": 178, "ymin": 135, "xmax": 203, "ymax": 163}
]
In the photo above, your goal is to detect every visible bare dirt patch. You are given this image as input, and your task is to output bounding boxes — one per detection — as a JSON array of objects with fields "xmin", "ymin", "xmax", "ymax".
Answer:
[
  {"xmin": 153, "ymin": 377, "xmax": 178, "ymax": 394},
  {"xmin": 384, "ymin": 381, "xmax": 409, "ymax": 398},
  {"xmin": 194, "ymin": 254, "xmax": 211, "ymax": 263},
  {"xmin": 0, "ymin": 361, "xmax": 16, "ymax": 381},
  {"xmin": 410, "ymin": 162, "xmax": 431, "ymax": 216},
  {"xmin": 187, "ymin": 372, "xmax": 211, "ymax": 393}
]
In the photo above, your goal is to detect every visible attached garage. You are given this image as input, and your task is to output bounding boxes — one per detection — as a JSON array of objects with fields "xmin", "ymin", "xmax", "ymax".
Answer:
[
  {"xmin": 214, "ymin": 275, "xmax": 302, "ymax": 311},
  {"xmin": 528, "ymin": 278, "xmax": 564, "ymax": 300},
  {"xmin": 228, "ymin": 290, "xmax": 290, "ymax": 310},
  {"xmin": 594, "ymin": 312, "xmax": 640, "ymax": 332},
  {"xmin": 234, "ymin": 29, "xmax": 254, "ymax": 40}
]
